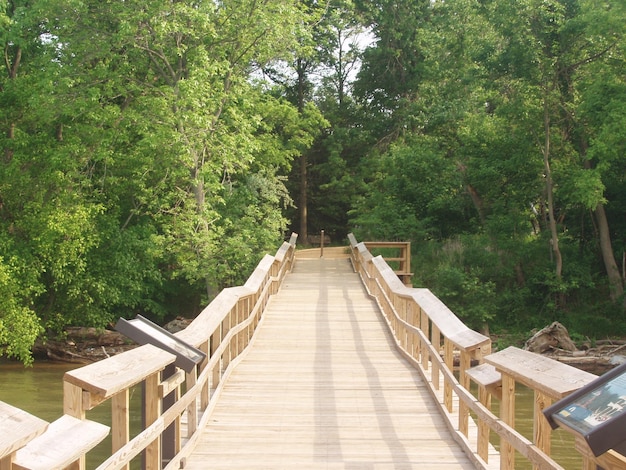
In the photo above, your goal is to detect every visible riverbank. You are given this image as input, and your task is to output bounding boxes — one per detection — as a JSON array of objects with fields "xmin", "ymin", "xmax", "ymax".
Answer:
[
  {"xmin": 31, "ymin": 317, "xmax": 192, "ymax": 364},
  {"xmin": 25, "ymin": 320, "xmax": 623, "ymax": 376},
  {"xmin": 503, "ymin": 321, "xmax": 625, "ymax": 375}
]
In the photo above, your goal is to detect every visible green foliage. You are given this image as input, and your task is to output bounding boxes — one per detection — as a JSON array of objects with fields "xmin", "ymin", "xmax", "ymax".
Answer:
[
  {"xmin": 350, "ymin": 135, "xmax": 468, "ymax": 241},
  {"xmin": 1, "ymin": 0, "xmax": 626, "ymax": 365},
  {"xmin": 0, "ymin": 0, "xmax": 321, "ymax": 363},
  {"xmin": 0, "ymin": 253, "xmax": 43, "ymax": 365},
  {"xmin": 429, "ymin": 265, "xmax": 497, "ymax": 331},
  {"xmin": 349, "ymin": 0, "xmax": 626, "ymax": 339},
  {"xmin": 413, "ymin": 236, "xmax": 498, "ymax": 330},
  {"xmin": 214, "ymin": 169, "xmax": 293, "ymax": 289}
]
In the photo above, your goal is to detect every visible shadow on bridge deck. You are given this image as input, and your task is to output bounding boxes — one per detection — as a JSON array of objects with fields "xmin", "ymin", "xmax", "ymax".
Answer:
[{"xmin": 183, "ymin": 255, "xmax": 475, "ymax": 469}]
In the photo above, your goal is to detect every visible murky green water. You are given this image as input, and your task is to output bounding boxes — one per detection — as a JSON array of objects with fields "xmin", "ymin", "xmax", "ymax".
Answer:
[
  {"xmin": 489, "ymin": 384, "xmax": 582, "ymax": 470},
  {"xmin": 0, "ymin": 362, "xmax": 583, "ymax": 469}
]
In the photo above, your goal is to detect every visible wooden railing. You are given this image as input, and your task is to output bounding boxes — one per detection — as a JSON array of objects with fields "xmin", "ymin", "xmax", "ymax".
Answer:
[
  {"xmin": 0, "ymin": 234, "xmax": 297, "ymax": 470},
  {"xmin": 3, "ymin": 232, "xmax": 622, "ymax": 470},
  {"xmin": 363, "ymin": 241, "xmax": 413, "ymax": 286},
  {"xmin": 348, "ymin": 233, "xmax": 617, "ymax": 470}
]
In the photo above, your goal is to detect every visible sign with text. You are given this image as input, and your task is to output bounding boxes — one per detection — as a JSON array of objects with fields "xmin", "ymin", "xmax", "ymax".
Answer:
[{"xmin": 544, "ymin": 361, "xmax": 626, "ymax": 457}]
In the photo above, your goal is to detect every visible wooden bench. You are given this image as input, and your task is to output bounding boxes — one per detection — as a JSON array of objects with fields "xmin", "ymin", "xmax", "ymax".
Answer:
[{"xmin": 12, "ymin": 415, "xmax": 109, "ymax": 470}]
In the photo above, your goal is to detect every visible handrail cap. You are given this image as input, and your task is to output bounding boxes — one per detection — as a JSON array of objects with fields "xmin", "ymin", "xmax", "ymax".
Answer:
[
  {"xmin": 64, "ymin": 344, "xmax": 176, "ymax": 398},
  {"xmin": 485, "ymin": 346, "xmax": 597, "ymax": 399}
]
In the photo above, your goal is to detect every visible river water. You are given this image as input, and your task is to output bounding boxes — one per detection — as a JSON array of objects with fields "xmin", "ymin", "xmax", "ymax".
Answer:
[
  {"xmin": 0, "ymin": 361, "xmax": 582, "ymax": 469},
  {"xmin": 489, "ymin": 384, "xmax": 582, "ymax": 469}
]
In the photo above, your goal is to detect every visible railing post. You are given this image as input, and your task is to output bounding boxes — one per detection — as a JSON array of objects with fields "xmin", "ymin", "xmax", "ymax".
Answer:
[
  {"xmin": 420, "ymin": 308, "xmax": 430, "ymax": 372},
  {"xmin": 161, "ymin": 363, "xmax": 179, "ymax": 466},
  {"xmin": 320, "ymin": 229, "xmax": 324, "ymax": 258},
  {"xmin": 144, "ymin": 372, "xmax": 161, "ymax": 470},
  {"xmin": 63, "ymin": 382, "xmax": 86, "ymax": 470},
  {"xmin": 443, "ymin": 339, "xmax": 454, "ymax": 412},
  {"xmin": 477, "ymin": 384, "xmax": 492, "ymax": 461},
  {"xmin": 186, "ymin": 368, "xmax": 198, "ymax": 437},
  {"xmin": 458, "ymin": 351, "xmax": 471, "ymax": 437},
  {"xmin": 431, "ymin": 325, "xmax": 441, "ymax": 391},
  {"xmin": 200, "ymin": 340, "xmax": 210, "ymax": 410},
  {"xmin": 500, "ymin": 374, "xmax": 516, "ymax": 470},
  {"xmin": 210, "ymin": 330, "xmax": 221, "ymax": 394},
  {"xmin": 111, "ymin": 389, "xmax": 130, "ymax": 470},
  {"xmin": 533, "ymin": 391, "xmax": 552, "ymax": 470},
  {"xmin": 63, "ymin": 382, "xmax": 85, "ymax": 420}
]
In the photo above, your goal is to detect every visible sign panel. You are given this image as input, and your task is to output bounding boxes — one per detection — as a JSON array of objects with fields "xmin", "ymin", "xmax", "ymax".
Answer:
[
  {"xmin": 544, "ymin": 361, "xmax": 626, "ymax": 457},
  {"xmin": 115, "ymin": 315, "xmax": 206, "ymax": 373}
]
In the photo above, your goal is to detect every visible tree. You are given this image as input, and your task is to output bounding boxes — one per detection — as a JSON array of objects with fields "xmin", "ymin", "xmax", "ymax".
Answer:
[
  {"xmin": 263, "ymin": 0, "xmax": 366, "ymax": 243},
  {"xmin": 579, "ymin": 65, "xmax": 626, "ymax": 302},
  {"xmin": 487, "ymin": 0, "xmax": 625, "ymax": 302},
  {"xmin": 0, "ymin": 0, "xmax": 323, "ymax": 363},
  {"xmin": 348, "ymin": 0, "xmax": 626, "ymax": 332}
]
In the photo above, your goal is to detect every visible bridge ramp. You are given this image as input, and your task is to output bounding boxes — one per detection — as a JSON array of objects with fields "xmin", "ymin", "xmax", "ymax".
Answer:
[{"xmin": 184, "ymin": 255, "xmax": 476, "ymax": 469}]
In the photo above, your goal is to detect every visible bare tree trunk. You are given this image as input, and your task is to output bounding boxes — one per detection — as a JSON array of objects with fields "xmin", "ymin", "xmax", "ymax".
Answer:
[
  {"xmin": 594, "ymin": 202, "xmax": 624, "ymax": 302},
  {"xmin": 299, "ymin": 154, "xmax": 308, "ymax": 242},
  {"xmin": 296, "ymin": 58, "xmax": 308, "ymax": 242},
  {"xmin": 4, "ymin": 45, "xmax": 21, "ymax": 162},
  {"xmin": 465, "ymin": 183, "xmax": 486, "ymax": 226},
  {"xmin": 542, "ymin": 93, "xmax": 563, "ymax": 283}
]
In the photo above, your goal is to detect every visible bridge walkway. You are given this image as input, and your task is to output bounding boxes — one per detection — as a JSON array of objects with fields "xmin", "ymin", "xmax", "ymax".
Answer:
[{"xmin": 184, "ymin": 248, "xmax": 476, "ymax": 469}]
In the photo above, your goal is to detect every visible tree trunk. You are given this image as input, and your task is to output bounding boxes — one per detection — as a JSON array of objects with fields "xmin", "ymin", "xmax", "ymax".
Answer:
[
  {"xmin": 579, "ymin": 154, "xmax": 624, "ymax": 303},
  {"xmin": 594, "ymin": 202, "xmax": 624, "ymax": 302},
  {"xmin": 296, "ymin": 58, "xmax": 308, "ymax": 242},
  {"xmin": 465, "ymin": 183, "xmax": 486, "ymax": 226},
  {"xmin": 299, "ymin": 153, "xmax": 308, "ymax": 242},
  {"xmin": 542, "ymin": 91, "xmax": 563, "ymax": 283},
  {"xmin": 3, "ymin": 45, "xmax": 21, "ymax": 162}
]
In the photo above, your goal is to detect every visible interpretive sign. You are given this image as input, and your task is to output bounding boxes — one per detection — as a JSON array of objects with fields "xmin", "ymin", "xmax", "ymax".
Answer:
[
  {"xmin": 544, "ymin": 361, "xmax": 626, "ymax": 457},
  {"xmin": 115, "ymin": 315, "xmax": 206, "ymax": 373}
]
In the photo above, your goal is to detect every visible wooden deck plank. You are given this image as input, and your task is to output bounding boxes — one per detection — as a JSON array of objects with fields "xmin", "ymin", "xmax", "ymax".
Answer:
[{"xmin": 184, "ymin": 257, "xmax": 476, "ymax": 469}]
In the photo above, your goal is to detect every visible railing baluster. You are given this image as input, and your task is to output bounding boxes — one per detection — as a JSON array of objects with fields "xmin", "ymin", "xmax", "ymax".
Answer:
[
  {"xmin": 111, "ymin": 389, "xmax": 130, "ymax": 470},
  {"xmin": 500, "ymin": 374, "xmax": 516, "ymax": 469},
  {"xmin": 458, "ymin": 351, "xmax": 471, "ymax": 437},
  {"xmin": 185, "ymin": 368, "xmax": 198, "ymax": 438},
  {"xmin": 533, "ymin": 390, "xmax": 552, "ymax": 470},
  {"xmin": 443, "ymin": 339, "xmax": 454, "ymax": 412},
  {"xmin": 431, "ymin": 324, "xmax": 441, "ymax": 391},
  {"xmin": 144, "ymin": 372, "xmax": 160, "ymax": 470}
]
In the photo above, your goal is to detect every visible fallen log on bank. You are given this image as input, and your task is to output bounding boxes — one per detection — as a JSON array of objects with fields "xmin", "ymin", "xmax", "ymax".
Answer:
[
  {"xmin": 32, "ymin": 318, "xmax": 192, "ymax": 363},
  {"xmin": 524, "ymin": 321, "xmax": 625, "ymax": 375}
]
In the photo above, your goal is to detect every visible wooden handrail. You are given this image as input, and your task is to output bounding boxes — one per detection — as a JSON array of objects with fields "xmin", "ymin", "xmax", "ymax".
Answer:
[
  {"xmin": 482, "ymin": 347, "xmax": 626, "ymax": 470},
  {"xmin": 348, "ymin": 233, "xmax": 602, "ymax": 470},
  {"xmin": 59, "ymin": 234, "xmax": 298, "ymax": 470},
  {"xmin": 362, "ymin": 239, "xmax": 412, "ymax": 285}
]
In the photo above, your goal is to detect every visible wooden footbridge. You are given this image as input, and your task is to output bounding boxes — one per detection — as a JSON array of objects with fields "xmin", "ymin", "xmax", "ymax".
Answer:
[{"xmin": 2, "ymin": 234, "xmax": 625, "ymax": 470}]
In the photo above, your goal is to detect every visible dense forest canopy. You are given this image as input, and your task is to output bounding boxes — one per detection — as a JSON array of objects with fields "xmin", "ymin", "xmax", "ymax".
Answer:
[{"xmin": 1, "ymin": 0, "xmax": 625, "ymax": 363}]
